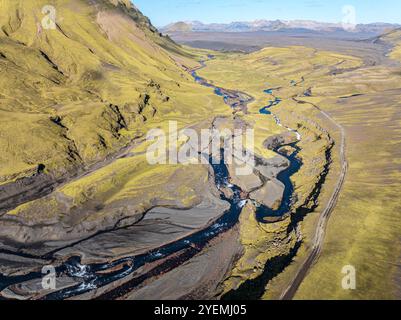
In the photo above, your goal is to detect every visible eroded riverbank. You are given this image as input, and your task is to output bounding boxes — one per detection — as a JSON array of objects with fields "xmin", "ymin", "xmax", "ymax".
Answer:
[{"xmin": 0, "ymin": 58, "xmax": 333, "ymax": 300}]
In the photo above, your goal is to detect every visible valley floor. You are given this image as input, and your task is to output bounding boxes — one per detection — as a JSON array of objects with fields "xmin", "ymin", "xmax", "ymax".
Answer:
[{"xmin": 1, "ymin": 1, "xmax": 400, "ymax": 300}]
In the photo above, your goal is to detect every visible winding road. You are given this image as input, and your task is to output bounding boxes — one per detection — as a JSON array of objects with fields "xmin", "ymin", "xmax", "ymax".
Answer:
[{"xmin": 280, "ymin": 98, "xmax": 348, "ymax": 300}]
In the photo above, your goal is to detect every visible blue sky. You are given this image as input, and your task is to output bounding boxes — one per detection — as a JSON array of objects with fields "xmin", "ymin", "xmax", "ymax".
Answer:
[{"xmin": 133, "ymin": 0, "xmax": 401, "ymax": 27}]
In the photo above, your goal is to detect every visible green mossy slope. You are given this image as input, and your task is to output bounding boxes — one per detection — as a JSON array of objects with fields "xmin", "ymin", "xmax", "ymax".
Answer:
[{"xmin": 0, "ymin": 0, "xmax": 223, "ymax": 182}]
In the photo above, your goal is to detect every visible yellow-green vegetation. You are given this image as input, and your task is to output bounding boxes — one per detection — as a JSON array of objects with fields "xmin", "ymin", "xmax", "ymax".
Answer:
[
  {"xmin": 199, "ymin": 44, "xmax": 401, "ymax": 299},
  {"xmin": 198, "ymin": 47, "xmax": 361, "ymax": 214},
  {"xmin": 7, "ymin": 150, "xmax": 208, "ymax": 227},
  {"xmin": 0, "ymin": 0, "xmax": 228, "ymax": 183},
  {"xmin": 198, "ymin": 46, "xmax": 361, "ymax": 164},
  {"xmin": 198, "ymin": 47, "xmax": 346, "ymax": 297},
  {"xmin": 222, "ymin": 203, "xmax": 298, "ymax": 298},
  {"xmin": 1, "ymin": 0, "xmax": 400, "ymax": 301},
  {"xmin": 0, "ymin": 0, "xmax": 231, "ymax": 247},
  {"xmin": 293, "ymin": 94, "xmax": 401, "ymax": 299},
  {"xmin": 291, "ymin": 44, "xmax": 401, "ymax": 299},
  {"xmin": 380, "ymin": 28, "xmax": 401, "ymax": 61}
]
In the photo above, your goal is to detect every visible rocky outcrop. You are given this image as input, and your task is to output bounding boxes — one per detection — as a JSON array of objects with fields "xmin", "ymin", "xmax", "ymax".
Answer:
[
  {"xmin": 263, "ymin": 132, "xmax": 298, "ymax": 150},
  {"xmin": 250, "ymin": 179, "xmax": 285, "ymax": 211}
]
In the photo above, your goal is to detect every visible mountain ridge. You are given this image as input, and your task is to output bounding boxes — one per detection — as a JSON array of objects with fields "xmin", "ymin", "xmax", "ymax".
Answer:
[{"xmin": 162, "ymin": 19, "xmax": 400, "ymax": 35}]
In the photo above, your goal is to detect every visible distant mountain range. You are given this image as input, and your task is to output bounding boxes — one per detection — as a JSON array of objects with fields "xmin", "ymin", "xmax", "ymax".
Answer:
[{"xmin": 161, "ymin": 20, "xmax": 400, "ymax": 35}]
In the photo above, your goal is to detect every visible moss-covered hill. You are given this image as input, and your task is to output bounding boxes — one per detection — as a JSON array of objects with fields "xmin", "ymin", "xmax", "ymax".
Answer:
[
  {"xmin": 370, "ymin": 27, "xmax": 401, "ymax": 61},
  {"xmin": 0, "ymin": 0, "xmax": 220, "ymax": 184},
  {"xmin": 383, "ymin": 29, "xmax": 401, "ymax": 61}
]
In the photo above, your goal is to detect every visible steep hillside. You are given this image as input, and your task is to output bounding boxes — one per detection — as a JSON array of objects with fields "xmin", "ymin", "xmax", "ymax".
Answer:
[
  {"xmin": 0, "ymin": 0, "xmax": 234, "ymax": 280},
  {"xmin": 0, "ymin": 0, "xmax": 215, "ymax": 185},
  {"xmin": 378, "ymin": 28, "xmax": 401, "ymax": 61}
]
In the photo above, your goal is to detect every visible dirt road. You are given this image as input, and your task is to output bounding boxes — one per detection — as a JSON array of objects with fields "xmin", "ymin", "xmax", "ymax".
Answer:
[{"xmin": 280, "ymin": 99, "xmax": 348, "ymax": 300}]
